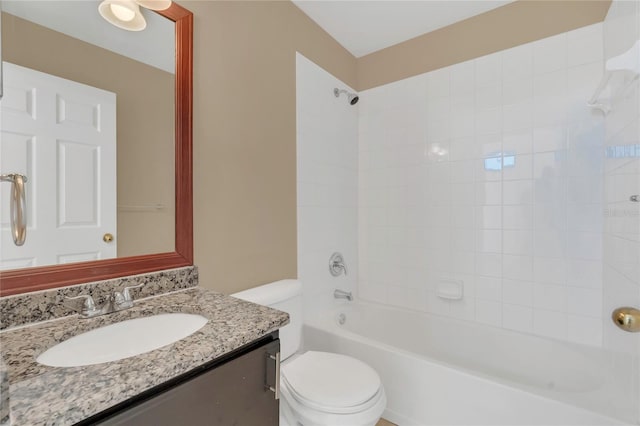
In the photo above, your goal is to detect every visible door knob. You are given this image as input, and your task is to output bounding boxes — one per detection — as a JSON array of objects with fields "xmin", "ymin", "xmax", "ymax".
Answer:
[
  {"xmin": 612, "ymin": 307, "xmax": 640, "ymax": 332},
  {"xmin": 103, "ymin": 233, "xmax": 114, "ymax": 243}
]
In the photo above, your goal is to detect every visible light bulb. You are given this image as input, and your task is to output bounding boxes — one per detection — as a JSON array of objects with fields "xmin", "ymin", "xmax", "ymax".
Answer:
[
  {"xmin": 110, "ymin": 3, "xmax": 136, "ymax": 22},
  {"xmin": 99, "ymin": 0, "xmax": 146, "ymax": 31},
  {"xmin": 135, "ymin": 0, "xmax": 172, "ymax": 11}
]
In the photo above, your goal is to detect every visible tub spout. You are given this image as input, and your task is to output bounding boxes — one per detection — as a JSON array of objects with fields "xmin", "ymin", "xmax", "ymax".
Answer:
[{"xmin": 334, "ymin": 289, "xmax": 353, "ymax": 301}]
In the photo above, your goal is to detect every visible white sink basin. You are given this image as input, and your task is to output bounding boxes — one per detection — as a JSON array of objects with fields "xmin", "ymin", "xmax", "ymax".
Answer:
[{"xmin": 36, "ymin": 313, "xmax": 208, "ymax": 367}]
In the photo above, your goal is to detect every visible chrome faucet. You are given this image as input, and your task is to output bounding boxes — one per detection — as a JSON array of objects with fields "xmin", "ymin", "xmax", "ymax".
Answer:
[
  {"xmin": 66, "ymin": 283, "xmax": 144, "ymax": 318},
  {"xmin": 334, "ymin": 289, "xmax": 353, "ymax": 301},
  {"xmin": 329, "ymin": 252, "xmax": 348, "ymax": 276}
]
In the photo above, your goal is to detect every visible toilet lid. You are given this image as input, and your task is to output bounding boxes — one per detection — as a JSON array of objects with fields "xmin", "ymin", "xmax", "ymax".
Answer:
[{"xmin": 281, "ymin": 351, "xmax": 381, "ymax": 410}]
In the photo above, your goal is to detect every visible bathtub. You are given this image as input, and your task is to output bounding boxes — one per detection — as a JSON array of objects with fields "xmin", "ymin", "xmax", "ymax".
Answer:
[{"xmin": 303, "ymin": 301, "xmax": 634, "ymax": 425}]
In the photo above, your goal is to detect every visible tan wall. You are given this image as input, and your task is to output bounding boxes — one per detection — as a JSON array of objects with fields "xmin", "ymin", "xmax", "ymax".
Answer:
[
  {"xmin": 2, "ymin": 13, "xmax": 175, "ymax": 258},
  {"xmin": 186, "ymin": 0, "xmax": 613, "ymax": 294},
  {"xmin": 182, "ymin": 0, "xmax": 357, "ymax": 294},
  {"xmin": 357, "ymin": 0, "xmax": 612, "ymax": 90}
]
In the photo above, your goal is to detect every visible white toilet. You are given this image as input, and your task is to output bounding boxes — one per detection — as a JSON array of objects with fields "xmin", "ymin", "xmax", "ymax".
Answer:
[{"xmin": 232, "ymin": 279, "xmax": 386, "ymax": 426}]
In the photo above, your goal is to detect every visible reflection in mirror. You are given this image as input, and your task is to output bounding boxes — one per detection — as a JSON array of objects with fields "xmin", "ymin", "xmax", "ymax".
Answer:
[{"xmin": 1, "ymin": 1, "xmax": 175, "ymax": 270}]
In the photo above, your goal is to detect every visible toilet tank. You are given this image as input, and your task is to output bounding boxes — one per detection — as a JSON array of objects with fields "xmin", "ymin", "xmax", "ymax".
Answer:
[{"xmin": 231, "ymin": 279, "xmax": 302, "ymax": 360}]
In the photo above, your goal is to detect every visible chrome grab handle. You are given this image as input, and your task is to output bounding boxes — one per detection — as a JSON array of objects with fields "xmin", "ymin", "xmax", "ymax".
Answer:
[
  {"xmin": 267, "ymin": 351, "xmax": 280, "ymax": 400},
  {"xmin": 1, "ymin": 173, "xmax": 28, "ymax": 246}
]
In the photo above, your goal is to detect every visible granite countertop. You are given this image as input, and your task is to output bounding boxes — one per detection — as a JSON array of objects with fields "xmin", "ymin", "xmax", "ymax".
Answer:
[{"xmin": 0, "ymin": 287, "xmax": 289, "ymax": 426}]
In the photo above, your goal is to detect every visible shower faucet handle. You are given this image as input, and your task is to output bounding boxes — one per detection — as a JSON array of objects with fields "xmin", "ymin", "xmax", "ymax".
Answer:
[{"xmin": 329, "ymin": 252, "xmax": 347, "ymax": 276}]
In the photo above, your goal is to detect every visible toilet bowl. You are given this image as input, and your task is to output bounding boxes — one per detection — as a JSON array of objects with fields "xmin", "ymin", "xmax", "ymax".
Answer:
[
  {"xmin": 232, "ymin": 280, "xmax": 386, "ymax": 426},
  {"xmin": 279, "ymin": 351, "xmax": 386, "ymax": 426}
]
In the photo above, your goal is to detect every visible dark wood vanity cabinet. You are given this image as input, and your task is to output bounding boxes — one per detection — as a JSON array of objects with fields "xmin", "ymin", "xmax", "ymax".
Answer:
[{"xmin": 89, "ymin": 335, "xmax": 280, "ymax": 426}]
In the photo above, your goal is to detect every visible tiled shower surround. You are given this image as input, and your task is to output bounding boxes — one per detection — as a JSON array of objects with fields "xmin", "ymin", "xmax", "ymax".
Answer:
[
  {"xmin": 358, "ymin": 23, "xmax": 607, "ymax": 346},
  {"xmin": 296, "ymin": 53, "xmax": 359, "ymax": 317},
  {"xmin": 296, "ymin": 9, "xmax": 639, "ymax": 422}
]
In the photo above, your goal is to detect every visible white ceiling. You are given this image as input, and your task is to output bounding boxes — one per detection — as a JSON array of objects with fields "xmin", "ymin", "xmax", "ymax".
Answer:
[
  {"xmin": 2, "ymin": 1, "xmax": 175, "ymax": 73},
  {"xmin": 292, "ymin": 0, "xmax": 516, "ymax": 58}
]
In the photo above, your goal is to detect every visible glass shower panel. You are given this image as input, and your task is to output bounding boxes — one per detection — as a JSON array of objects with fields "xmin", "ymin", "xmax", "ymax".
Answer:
[
  {"xmin": 602, "ymin": 0, "xmax": 640, "ymax": 423},
  {"xmin": 355, "ymin": 1, "xmax": 640, "ymax": 422}
]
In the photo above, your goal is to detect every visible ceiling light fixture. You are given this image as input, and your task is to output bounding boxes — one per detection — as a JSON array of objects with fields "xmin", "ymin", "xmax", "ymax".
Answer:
[
  {"xmin": 135, "ymin": 0, "xmax": 172, "ymax": 11},
  {"xmin": 98, "ymin": 0, "xmax": 172, "ymax": 31},
  {"xmin": 110, "ymin": 3, "xmax": 136, "ymax": 22}
]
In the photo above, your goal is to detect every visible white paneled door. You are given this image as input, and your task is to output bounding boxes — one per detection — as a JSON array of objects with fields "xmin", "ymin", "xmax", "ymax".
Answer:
[{"xmin": 0, "ymin": 62, "xmax": 116, "ymax": 269}]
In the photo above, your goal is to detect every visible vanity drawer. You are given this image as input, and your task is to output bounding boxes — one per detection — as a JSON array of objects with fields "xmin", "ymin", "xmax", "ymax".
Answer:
[{"xmin": 94, "ymin": 338, "xmax": 280, "ymax": 426}]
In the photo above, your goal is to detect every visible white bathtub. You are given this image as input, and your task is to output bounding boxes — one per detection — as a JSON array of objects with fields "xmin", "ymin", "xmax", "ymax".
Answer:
[{"xmin": 303, "ymin": 302, "xmax": 634, "ymax": 425}]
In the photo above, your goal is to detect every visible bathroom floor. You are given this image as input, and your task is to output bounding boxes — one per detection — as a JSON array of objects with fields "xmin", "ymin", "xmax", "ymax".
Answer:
[{"xmin": 376, "ymin": 419, "xmax": 397, "ymax": 426}]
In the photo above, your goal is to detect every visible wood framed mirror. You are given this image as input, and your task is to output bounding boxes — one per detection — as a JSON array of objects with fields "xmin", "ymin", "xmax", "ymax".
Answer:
[{"xmin": 0, "ymin": 3, "xmax": 193, "ymax": 296}]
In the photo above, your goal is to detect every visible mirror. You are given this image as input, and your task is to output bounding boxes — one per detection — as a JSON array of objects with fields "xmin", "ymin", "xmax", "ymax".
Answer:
[
  {"xmin": 0, "ymin": 1, "xmax": 193, "ymax": 295},
  {"xmin": 2, "ymin": 2, "xmax": 175, "ymax": 264}
]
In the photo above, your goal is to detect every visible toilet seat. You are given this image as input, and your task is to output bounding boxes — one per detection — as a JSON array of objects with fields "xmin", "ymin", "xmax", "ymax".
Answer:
[{"xmin": 282, "ymin": 351, "xmax": 382, "ymax": 414}]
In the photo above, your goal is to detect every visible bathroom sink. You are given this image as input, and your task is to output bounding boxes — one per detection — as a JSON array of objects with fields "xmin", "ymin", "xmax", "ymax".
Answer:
[{"xmin": 36, "ymin": 313, "xmax": 208, "ymax": 367}]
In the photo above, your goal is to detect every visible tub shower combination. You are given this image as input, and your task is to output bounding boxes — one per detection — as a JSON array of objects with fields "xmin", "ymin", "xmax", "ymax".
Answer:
[
  {"xmin": 296, "ymin": 4, "xmax": 640, "ymax": 423},
  {"xmin": 304, "ymin": 302, "xmax": 628, "ymax": 425}
]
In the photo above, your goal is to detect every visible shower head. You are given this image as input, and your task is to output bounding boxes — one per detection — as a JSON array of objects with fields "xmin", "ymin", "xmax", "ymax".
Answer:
[{"xmin": 334, "ymin": 88, "xmax": 359, "ymax": 105}]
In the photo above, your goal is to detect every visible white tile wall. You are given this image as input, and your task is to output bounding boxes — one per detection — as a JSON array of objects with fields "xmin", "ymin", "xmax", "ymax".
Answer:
[
  {"xmin": 296, "ymin": 53, "xmax": 359, "ymax": 318},
  {"xmin": 358, "ymin": 23, "xmax": 607, "ymax": 346}
]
